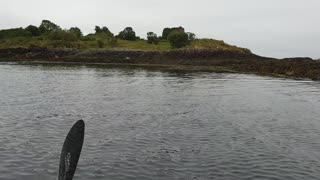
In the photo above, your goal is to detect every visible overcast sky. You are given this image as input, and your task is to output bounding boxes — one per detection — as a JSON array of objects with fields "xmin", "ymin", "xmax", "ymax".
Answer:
[{"xmin": 1, "ymin": 0, "xmax": 319, "ymax": 58}]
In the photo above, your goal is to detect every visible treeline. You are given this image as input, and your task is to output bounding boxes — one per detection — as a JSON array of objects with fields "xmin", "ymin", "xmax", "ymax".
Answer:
[{"xmin": 0, "ymin": 20, "xmax": 196, "ymax": 49}]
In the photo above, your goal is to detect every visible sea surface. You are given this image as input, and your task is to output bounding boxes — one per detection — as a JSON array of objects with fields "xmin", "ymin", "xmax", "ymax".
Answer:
[{"xmin": 0, "ymin": 62, "xmax": 320, "ymax": 180}]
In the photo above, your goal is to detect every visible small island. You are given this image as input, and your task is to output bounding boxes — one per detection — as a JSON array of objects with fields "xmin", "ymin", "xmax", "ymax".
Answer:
[{"xmin": 0, "ymin": 20, "xmax": 319, "ymax": 80}]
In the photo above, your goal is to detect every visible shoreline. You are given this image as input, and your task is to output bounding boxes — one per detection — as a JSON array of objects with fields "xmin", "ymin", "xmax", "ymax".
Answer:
[
  {"xmin": 0, "ymin": 59, "xmax": 308, "ymax": 81},
  {"xmin": 0, "ymin": 47, "xmax": 319, "ymax": 80}
]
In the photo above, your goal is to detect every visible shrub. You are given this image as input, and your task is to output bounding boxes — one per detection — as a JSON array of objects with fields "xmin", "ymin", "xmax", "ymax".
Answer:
[
  {"xmin": 69, "ymin": 27, "xmax": 82, "ymax": 38},
  {"xmin": 162, "ymin": 26, "xmax": 185, "ymax": 40},
  {"xmin": 168, "ymin": 31, "xmax": 189, "ymax": 48},
  {"xmin": 0, "ymin": 28, "xmax": 31, "ymax": 39},
  {"xmin": 93, "ymin": 30, "xmax": 117, "ymax": 47}
]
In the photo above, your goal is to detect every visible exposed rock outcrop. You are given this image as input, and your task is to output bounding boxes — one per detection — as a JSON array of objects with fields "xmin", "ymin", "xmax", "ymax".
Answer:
[{"xmin": 0, "ymin": 47, "xmax": 319, "ymax": 80}]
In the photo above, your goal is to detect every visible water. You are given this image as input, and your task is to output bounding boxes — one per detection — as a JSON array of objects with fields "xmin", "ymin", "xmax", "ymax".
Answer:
[{"xmin": 1, "ymin": 62, "xmax": 320, "ymax": 180}]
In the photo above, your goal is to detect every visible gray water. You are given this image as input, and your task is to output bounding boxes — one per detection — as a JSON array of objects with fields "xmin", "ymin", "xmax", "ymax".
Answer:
[{"xmin": 1, "ymin": 62, "xmax": 320, "ymax": 180}]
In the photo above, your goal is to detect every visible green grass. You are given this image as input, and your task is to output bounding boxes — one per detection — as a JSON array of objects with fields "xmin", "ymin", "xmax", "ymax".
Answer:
[
  {"xmin": 0, "ymin": 36, "xmax": 251, "ymax": 54},
  {"xmin": 189, "ymin": 39, "xmax": 251, "ymax": 54},
  {"xmin": 116, "ymin": 40, "xmax": 171, "ymax": 50}
]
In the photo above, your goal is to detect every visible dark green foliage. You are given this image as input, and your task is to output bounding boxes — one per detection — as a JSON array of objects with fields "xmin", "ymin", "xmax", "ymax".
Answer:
[
  {"xmin": 92, "ymin": 29, "xmax": 117, "ymax": 47},
  {"xmin": 95, "ymin": 26, "xmax": 102, "ymax": 33},
  {"xmin": 0, "ymin": 28, "xmax": 31, "ymax": 39},
  {"xmin": 95, "ymin": 26, "xmax": 111, "ymax": 34},
  {"xmin": 102, "ymin": 27, "xmax": 110, "ymax": 33},
  {"xmin": 118, "ymin": 27, "xmax": 136, "ymax": 41},
  {"xmin": 187, "ymin": 32, "xmax": 196, "ymax": 41},
  {"xmin": 69, "ymin": 27, "xmax": 82, "ymax": 38},
  {"xmin": 147, "ymin": 32, "xmax": 159, "ymax": 45},
  {"xmin": 0, "ymin": 20, "xmax": 252, "ymax": 53},
  {"xmin": 39, "ymin": 20, "xmax": 61, "ymax": 34},
  {"xmin": 162, "ymin": 28, "xmax": 171, "ymax": 40},
  {"xmin": 48, "ymin": 30, "xmax": 77, "ymax": 41},
  {"xmin": 162, "ymin": 27, "xmax": 185, "ymax": 40},
  {"xmin": 168, "ymin": 31, "xmax": 189, "ymax": 48},
  {"xmin": 25, "ymin": 25, "xmax": 41, "ymax": 36}
]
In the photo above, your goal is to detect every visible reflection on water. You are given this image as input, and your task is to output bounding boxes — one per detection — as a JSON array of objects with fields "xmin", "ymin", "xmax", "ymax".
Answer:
[{"xmin": 1, "ymin": 62, "xmax": 320, "ymax": 180}]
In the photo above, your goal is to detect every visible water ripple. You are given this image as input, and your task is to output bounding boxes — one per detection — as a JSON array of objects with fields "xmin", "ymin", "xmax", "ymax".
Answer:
[{"xmin": 0, "ymin": 63, "xmax": 320, "ymax": 179}]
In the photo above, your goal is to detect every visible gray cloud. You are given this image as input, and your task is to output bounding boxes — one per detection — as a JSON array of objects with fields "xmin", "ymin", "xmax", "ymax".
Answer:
[{"xmin": 1, "ymin": 0, "xmax": 319, "ymax": 58}]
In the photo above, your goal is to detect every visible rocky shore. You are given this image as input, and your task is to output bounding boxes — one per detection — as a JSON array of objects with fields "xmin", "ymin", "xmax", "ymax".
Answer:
[{"xmin": 0, "ymin": 47, "xmax": 319, "ymax": 80}]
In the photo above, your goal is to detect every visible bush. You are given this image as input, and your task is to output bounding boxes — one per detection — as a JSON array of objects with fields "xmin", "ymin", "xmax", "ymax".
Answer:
[
  {"xmin": 92, "ymin": 31, "xmax": 117, "ymax": 47},
  {"xmin": 0, "ymin": 28, "xmax": 31, "ymax": 39},
  {"xmin": 69, "ymin": 27, "xmax": 82, "ymax": 38},
  {"xmin": 117, "ymin": 27, "xmax": 136, "ymax": 41},
  {"xmin": 168, "ymin": 31, "xmax": 189, "ymax": 48},
  {"xmin": 162, "ymin": 26, "xmax": 185, "ymax": 40}
]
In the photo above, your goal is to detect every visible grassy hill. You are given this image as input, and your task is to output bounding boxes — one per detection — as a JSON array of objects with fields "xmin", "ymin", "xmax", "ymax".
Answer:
[
  {"xmin": 0, "ymin": 20, "xmax": 252, "ymax": 54},
  {"xmin": 0, "ymin": 35, "xmax": 251, "ymax": 54}
]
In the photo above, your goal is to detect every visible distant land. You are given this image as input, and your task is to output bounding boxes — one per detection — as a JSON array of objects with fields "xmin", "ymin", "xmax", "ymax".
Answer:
[{"xmin": 0, "ymin": 20, "xmax": 319, "ymax": 80}]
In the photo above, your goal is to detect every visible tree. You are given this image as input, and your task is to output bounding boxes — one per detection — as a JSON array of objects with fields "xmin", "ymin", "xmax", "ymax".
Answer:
[
  {"xmin": 25, "ymin": 25, "xmax": 41, "ymax": 36},
  {"xmin": 187, "ymin": 32, "xmax": 196, "ymax": 41},
  {"xmin": 147, "ymin": 32, "xmax": 159, "ymax": 45},
  {"xmin": 168, "ymin": 31, "xmax": 189, "ymax": 48},
  {"xmin": 95, "ymin": 26, "xmax": 111, "ymax": 34},
  {"xmin": 162, "ymin": 26, "xmax": 185, "ymax": 40},
  {"xmin": 162, "ymin": 28, "xmax": 172, "ymax": 40},
  {"xmin": 117, "ymin": 27, "xmax": 136, "ymax": 41},
  {"xmin": 69, "ymin": 27, "xmax": 82, "ymax": 38},
  {"xmin": 93, "ymin": 26, "xmax": 117, "ymax": 47},
  {"xmin": 102, "ymin": 26, "xmax": 110, "ymax": 33},
  {"xmin": 95, "ymin": 26, "xmax": 102, "ymax": 33},
  {"xmin": 39, "ymin": 20, "xmax": 61, "ymax": 34}
]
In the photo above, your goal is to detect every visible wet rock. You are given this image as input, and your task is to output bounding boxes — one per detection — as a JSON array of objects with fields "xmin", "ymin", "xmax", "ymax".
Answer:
[{"xmin": 0, "ymin": 47, "xmax": 319, "ymax": 80}]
